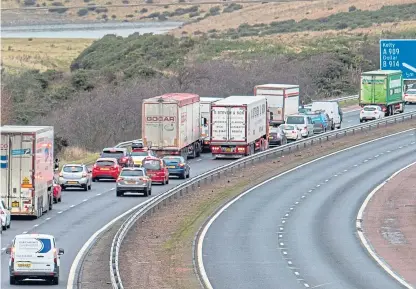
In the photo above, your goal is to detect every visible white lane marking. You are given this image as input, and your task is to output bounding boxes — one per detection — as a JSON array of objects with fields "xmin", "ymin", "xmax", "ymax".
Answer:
[
  {"xmin": 387, "ymin": 150, "xmax": 391, "ymax": 153},
  {"xmin": 310, "ymin": 283, "xmax": 334, "ymax": 288},
  {"xmin": 354, "ymin": 164, "xmax": 358, "ymax": 167},
  {"xmin": 280, "ymin": 242, "xmax": 284, "ymax": 246},
  {"xmin": 67, "ymin": 197, "xmax": 155, "ymax": 289},
  {"xmin": 70, "ymin": 205, "xmax": 75, "ymax": 208},
  {"xmin": 197, "ymin": 158, "xmax": 202, "ymax": 162},
  {"xmin": 316, "ymin": 184, "xmax": 320, "ymax": 187},
  {"xmin": 325, "ymin": 179, "xmax": 329, "ymax": 182},
  {"xmin": 308, "ymin": 190, "xmax": 313, "ymax": 193},
  {"xmin": 375, "ymin": 155, "xmax": 379, "ymax": 158},
  {"xmin": 364, "ymin": 160, "xmax": 368, "ymax": 162},
  {"xmin": 357, "ymin": 161, "xmax": 416, "ymax": 289},
  {"xmin": 279, "ymin": 227, "xmax": 284, "ymax": 231},
  {"xmin": 285, "ymin": 213, "xmax": 289, "ymax": 217},
  {"xmin": 282, "ymin": 220, "xmax": 286, "ymax": 224},
  {"xmin": 399, "ymin": 146, "xmax": 403, "ymax": 149},
  {"xmin": 82, "ymin": 199, "xmax": 88, "ymax": 202},
  {"xmin": 196, "ymin": 128, "xmax": 416, "ymax": 289},
  {"xmin": 96, "ymin": 193, "xmax": 101, "ymax": 196},
  {"xmin": 288, "ymin": 260, "xmax": 292, "ymax": 265},
  {"xmin": 295, "ymin": 201, "xmax": 299, "ymax": 205},
  {"xmin": 46, "ymin": 217, "xmax": 51, "ymax": 221},
  {"xmin": 1, "ymin": 247, "xmax": 6, "ymax": 251},
  {"xmin": 304, "ymin": 283, "xmax": 310, "ymax": 288},
  {"xmin": 278, "ymin": 234, "xmax": 283, "ymax": 238},
  {"xmin": 334, "ymin": 174, "xmax": 338, "ymax": 177},
  {"xmin": 58, "ymin": 211, "xmax": 63, "ymax": 214},
  {"xmin": 301, "ymin": 195, "xmax": 306, "ymax": 198},
  {"xmin": 110, "ymin": 188, "xmax": 115, "ymax": 191},
  {"xmin": 289, "ymin": 207, "xmax": 294, "ymax": 210},
  {"xmin": 343, "ymin": 169, "xmax": 348, "ymax": 172},
  {"xmin": 283, "ymin": 251, "xmax": 288, "ymax": 255},
  {"xmin": 33, "ymin": 224, "xmax": 39, "ymax": 227},
  {"xmin": 294, "ymin": 271, "xmax": 300, "ymax": 276}
]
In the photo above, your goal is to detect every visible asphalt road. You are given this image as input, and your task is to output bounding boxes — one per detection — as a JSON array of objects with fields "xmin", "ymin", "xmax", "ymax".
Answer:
[
  {"xmin": 1, "ymin": 104, "xmax": 415, "ymax": 288},
  {"xmin": 202, "ymin": 129, "xmax": 416, "ymax": 289}
]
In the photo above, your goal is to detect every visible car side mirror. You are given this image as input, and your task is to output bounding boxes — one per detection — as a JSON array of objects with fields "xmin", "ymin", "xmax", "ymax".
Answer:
[
  {"xmin": 58, "ymin": 248, "xmax": 64, "ymax": 255},
  {"xmin": 5, "ymin": 247, "xmax": 12, "ymax": 254}
]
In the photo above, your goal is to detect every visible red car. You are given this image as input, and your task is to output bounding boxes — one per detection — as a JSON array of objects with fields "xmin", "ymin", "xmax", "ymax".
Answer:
[
  {"xmin": 101, "ymin": 147, "xmax": 133, "ymax": 167},
  {"xmin": 53, "ymin": 180, "xmax": 62, "ymax": 203},
  {"xmin": 142, "ymin": 157, "xmax": 169, "ymax": 185},
  {"xmin": 92, "ymin": 157, "xmax": 122, "ymax": 182}
]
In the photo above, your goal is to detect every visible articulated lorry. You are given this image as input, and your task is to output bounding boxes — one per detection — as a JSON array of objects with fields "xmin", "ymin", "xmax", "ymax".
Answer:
[
  {"xmin": 1, "ymin": 126, "xmax": 54, "ymax": 218},
  {"xmin": 210, "ymin": 96, "xmax": 269, "ymax": 159},
  {"xmin": 142, "ymin": 93, "xmax": 202, "ymax": 159},
  {"xmin": 359, "ymin": 70, "xmax": 405, "ymax": 116},
  {"xmin": 254, "ymin": 84, "xmax": 300, "ymax": 126},
  {"xmin": 200, "ymin": 97, "xmax": 223, "ymax": 152}
]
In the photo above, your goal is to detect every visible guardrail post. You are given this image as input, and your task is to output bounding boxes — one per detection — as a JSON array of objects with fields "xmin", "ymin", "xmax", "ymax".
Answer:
[
  {"xmin": 304, "ymin": 142, "xmax": 306, "ymax": 148},
  {"xmin": 311, "ymin": 139, "xmax": 314, "ymax": 145},
  {"xmin": 344, "ymin": 130, "xmax": 347, "ymax": 136},
  {"xmin": 179, "ymin": 189, "xmax": 183, "ymax": 197},
  {"xmin": 352, "ymin": 128, "xmax": 355, "ymax": 135},
  {"xmin": 296, "ymin": 144, "xmax": 299, "ymax": 150}
]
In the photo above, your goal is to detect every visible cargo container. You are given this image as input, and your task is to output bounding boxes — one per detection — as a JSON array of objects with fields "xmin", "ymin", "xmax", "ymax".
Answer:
[
  {"xmin": 200, "ymin": 97, "xmax": 223, "ymax": 152},
  {"xmin": 254, "ymin": 84, "xmax": 300, "ymax": 126},
  {"xmin": 210, "ymin": 96, "xmax": 269, "ymax": 158},
  {"xmin": 142, "ymin": 93, "xmax": 202, "ymax": 159},
  {"xmin": 1, "ymin": 126, "xmax": 54, "ymax": 218},
  {"xmin": 359, "ymin": 70, "xmax": 405, "ymax": 116}
]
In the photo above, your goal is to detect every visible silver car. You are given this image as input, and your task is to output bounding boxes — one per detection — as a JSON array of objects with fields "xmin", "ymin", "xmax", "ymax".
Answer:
[
  {"xmin": 58, "ymin": 164, "xmax": 92, "ymax": 191},
  {"xmin": 116, "ymin": 167, "xmax": 152, "ymax": 197}
]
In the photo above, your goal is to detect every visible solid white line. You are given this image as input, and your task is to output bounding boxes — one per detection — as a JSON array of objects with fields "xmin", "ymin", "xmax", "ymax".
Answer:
[
  {"xmin": 58, "ymin": 211, "xmax": 63, "ymax": 214},
  {"xmin": 82, "ymin": 199, "xmax": 88, "ymax": 202},
  {"xmin": 46, "ymin": 217, "xmax": 51, "ymax": 221},
  {"xmin": 196, "ymin": 127, "xmax": 416, "ymax": 289},
  {"xmin": 66, "ymin": 197, "xmax": 155, "ymax": 289},
  {"xmin": 70, "ymin": 205, "xmax": 75, "ymax": 208},
  {"xmin": 33, "ymin": 224, "xmax": 39, "ymax": 227},
  {"xmin": 356, "ymin": 161, "xmax": 416, "ymax": 289}
]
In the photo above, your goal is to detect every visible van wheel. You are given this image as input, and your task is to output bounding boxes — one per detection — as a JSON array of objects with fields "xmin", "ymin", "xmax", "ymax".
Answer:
[
  {"xmin": 10, "ymin": 276, "xmax": 16, "ymax": 285},
  {"xmin": 51, "ymin": 277, "xmax": 59, "ymax": 285}
]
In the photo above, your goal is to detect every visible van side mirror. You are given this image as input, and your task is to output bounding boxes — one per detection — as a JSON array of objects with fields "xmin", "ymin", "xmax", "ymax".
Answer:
[
  {"xmin": 5, "ymin": 247, "xmax": 12, "ymax": 254},
  {"xmin": 58, "ymin": 248, "xmax": 64, "ymax": 255}
]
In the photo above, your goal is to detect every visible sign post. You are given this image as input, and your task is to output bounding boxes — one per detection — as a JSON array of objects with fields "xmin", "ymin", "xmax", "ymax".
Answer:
[{"xmin": 380, "ymin": 39, "xmax": 416, "ymax": 80}]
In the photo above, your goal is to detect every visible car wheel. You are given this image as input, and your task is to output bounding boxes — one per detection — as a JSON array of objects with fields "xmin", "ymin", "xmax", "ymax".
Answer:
[
  {"xmin": 92, "ymin": 178, "xmax": 97, "ymax": 182},
  {"xmin": 7, "ymin": 219, "xmax": 11, "ymax": 229},
  {"xmin": 54, "ymin": 197, "xmax": 57, "ymax": 204},
  {"xmin": 187, "ymin": 171, "xmax": 190, "ymax": 178},
  {"xmin": 116, "ymin": 190, "xmax": 123, "ymax": 197},
  {"xmin": 166, "ymin": 177, "xmax": 169, "ymax": 184},
  {"xmin": 83, "ymin": 185, "xmax": 88, "ymax": 191},
  {"xmin": 180, "ymin": 172, "xmax": 186, "ymax": 179},
  {"xmin": 58, "ymin": 196, "xmax": 62, "ymax": 203},
  {"xmin": 61, "ymin": 185, "xmax": 66, "ymax": 191},
  {"xmin": 10, "ymin": 276, "xmax": 16, "ymax": 285},
  {"xmin": 53, "ymin": 277, "xmax": 59, "ymax": 285},
  {"xmin": 144, "ymin": 188, "xmax": 149, "ymax": 197},
  {"xmin": 148, "ymin": 187, "xmax": 152, "ymax": 196},
  {"xmin": 88, "ymin": 184, "xmax": 92, "ymax": 190}
]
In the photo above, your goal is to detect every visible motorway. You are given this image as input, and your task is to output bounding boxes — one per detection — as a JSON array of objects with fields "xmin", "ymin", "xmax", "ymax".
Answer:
[
  {"xmin": 0, "ymin": 105, "xmax": 415, "ymax": 288},
  {"xmin": 201, "ymin": 127, "xmax": 416, "ymax": 288}
]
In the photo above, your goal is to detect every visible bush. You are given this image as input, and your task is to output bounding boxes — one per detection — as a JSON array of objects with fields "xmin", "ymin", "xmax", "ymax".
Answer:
[
  {"xmin": 83, "ymin": 0, "xmax": 90, "ymax": 2},
  {"xmin": 209, "ymin": 6, "xmax": 220, "ymax": 16},
  {"xmin": 122, "ymin": 0, "xmax": 128, "ymax": 3},
  {"xmin": 77, "ymin": 8, "xmax": 88, "ymax": 16},
  {"xmin": 95, "ymin": 7, "xmax": 108, "ymax": 13},
  {"xmin": 349, "ymin": 5, "xmax": 356, "ymax": 12},
  {"xmin": 139, "ymin": 8, "xmax": 147, "ymax": 13},
  {"xmin": 126, "ymin": 14, "xmax": 134, "ymax": 18},
  {"xmin": 87, "ymin": 3, "xmax": 96, "ymax": 11},
  {"xmin": 223, "ymin": 3, "xmax": 243, "ymax": 13},
  {"xmin": 48, "ymin": 7, "xmax": 68, "ymax": 13},
  {"xmin": 111, "ymin": 14, "xmax": 116, "ymax": 19},
  {"xmin": 23, "ymin": 0, "xmax": 36, "ymax": 6},
  {"xmin": 51, "ymin": 1, "xmax": 63, "ymax": 5}
]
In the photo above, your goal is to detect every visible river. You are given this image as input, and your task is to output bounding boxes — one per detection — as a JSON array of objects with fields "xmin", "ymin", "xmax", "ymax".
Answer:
[{"xmin": 0, "ymin": 21, "xmax": 183, "ymax": 38}]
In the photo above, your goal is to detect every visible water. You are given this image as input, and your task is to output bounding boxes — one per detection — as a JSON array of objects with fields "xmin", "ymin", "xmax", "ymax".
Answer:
[{"xmin": 0, "ymin": 21, "xmax": 183, "ymax": 39}]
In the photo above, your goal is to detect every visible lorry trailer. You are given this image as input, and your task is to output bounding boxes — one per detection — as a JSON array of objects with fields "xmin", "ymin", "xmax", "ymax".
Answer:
[
  {"xmin": 142, "ymin": 93, "xmax": 202, "ymax": 159},
  {"xmin": 210, "ymin": 95, "xmax": 269, "ymax": 159},
  {"xmin": 1, "ymin": 126, "xmax": 54, "ymax": 218},
  {"xmin": 254, "ymin": 84, "xmax": 300, "ymax": 126},
  {"xmin": 200, "ymin": 97, "xmax": 223, "ymax": 152},
  {"xmin": 359, "ymin": 70, "xmax": 405, "ymax": 116}
]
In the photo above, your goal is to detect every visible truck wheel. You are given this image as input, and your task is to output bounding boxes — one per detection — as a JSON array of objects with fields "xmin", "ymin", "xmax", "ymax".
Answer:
[
  {"xmin": 191, "ymin": 144, "xmax": 196, "ymax": 158},
  {"xmin": 250, "ymin": 144, "xmax": 255, "ymax": 155}
]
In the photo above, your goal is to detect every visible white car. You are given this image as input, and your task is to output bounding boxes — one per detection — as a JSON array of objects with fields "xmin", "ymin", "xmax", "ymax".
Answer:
[
  {"xmin": 59, "ymin": 164, "xmax": 92, "ymax": 191},
  {"xmin": 6, "ymin": 233, "xmax": 64, "ymax": 285},
  {"xmin": 280, "ymin": 124, "xmax": 302, "ymax": 141},
  {"xmin": 360, "ymin": 105, "xmax": 385, "ymax": 122},
  {"xmin": 0, "ymin": 200, "xmax": 12, "ymax": 231},
  {"xmin": 285, "ymin": 114, "xmax": 314, "ymax": 137},
  {"xmin": 404, "ymin": 88, "xmax": 416, "ymax": 104}
]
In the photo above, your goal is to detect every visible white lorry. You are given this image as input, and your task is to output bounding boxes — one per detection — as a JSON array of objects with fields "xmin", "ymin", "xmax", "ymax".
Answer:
[
  {"xmin": 142, "ymin": 93, "xmax": 202, "ymax": 159},
  {"xmin": 1, "ymin": 126, "xmax": 54, "ymax": 219},
  {"xmin": 311, "ymin": 101, "xmax": 342, "ymax": 129},
  {"xmin": 254, "ymin": 84, "xmax": 300, "ymax": 126},
  {"xmin": 210, "ymin": 96, "xmax": 269, "ymax": 159},
  {"xmin": 200, "ymin": 97, "xmax": 223, "ymax": 152}
]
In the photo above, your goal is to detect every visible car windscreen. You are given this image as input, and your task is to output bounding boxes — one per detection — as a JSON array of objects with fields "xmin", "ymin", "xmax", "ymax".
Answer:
[
  {"xmin": 286, "ymin": 116, "xmax": 305, "ymax": 124},
  {"xmin": 15, "ymin": 238, "xmax": 52, "ymax": 254},
  {"xmin": 364, "ymin": 107, "xmax": 377, "ymax": 111},
  {"xmin": 120, "ymin": 170, "xmax": 144, "ymax": 177},
  {"xmin": 101, "ymin": 152, "xmax": 124, "ymax": 158},
  {"xmin": 281, "ymin": 125, "xmax": 295, "ymax": 130},
  {"xmin": 163, "ymin": 157, "xmax": 183, "ymax": 164},
  {"xmin": 130, "ymin": 151, "xmax": 149, "ymax": 157},
  {"xmin": 63, "ymin": 166, "xmax": 83, "ymax": 173},
  {"xmin": 143, "ymin": 160, "xmax": 161, "ymax": 170},
  {"xmin": 96, "ymin": 160, "xmax": 115, "ymax": 167}
]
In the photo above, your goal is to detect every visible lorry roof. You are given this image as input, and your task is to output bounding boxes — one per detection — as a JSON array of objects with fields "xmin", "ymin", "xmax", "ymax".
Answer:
[
  {"xmin": 214, "ymin": 95, "xmax": 266, "ymax": 106},
  {"xmin": 145, "ymin": 93, "xmax": 199, "ymax": 102},
  {"xmin": 200, "ymin": 97, "xmax": 224, "ymax": 102},
  {"xmin": 0, "ymin": 125, "xmax": 53, "ymax": 133},
  {"xmin": 362, "ymin": 70, "xmax": 402, "ymax": 75},
  {"xmin": 255, "ymin": 84, "xmax": 299, "ymax": 88}
]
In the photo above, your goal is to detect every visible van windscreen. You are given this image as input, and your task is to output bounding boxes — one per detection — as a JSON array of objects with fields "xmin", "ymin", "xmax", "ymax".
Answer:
[{"xmin": 15, "ymin": 238, "xmax": 52, "ymax": 253}]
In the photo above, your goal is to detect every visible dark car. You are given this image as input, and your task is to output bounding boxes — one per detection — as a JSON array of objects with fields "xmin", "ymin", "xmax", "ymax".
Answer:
[
  {"xmin": 101, "ymin": 147, "xmax": 133, "ymax": 167},
  {"xmin": 131, "ymin": 140, "xmax": 144, "ymax": 150},
  {"xmin": 269, "ymin": 126, "xmax": 287, "ymax": 146},
  {"xmin": 162, "ymin": 156, "xmax": 190, "ymax": 179}
]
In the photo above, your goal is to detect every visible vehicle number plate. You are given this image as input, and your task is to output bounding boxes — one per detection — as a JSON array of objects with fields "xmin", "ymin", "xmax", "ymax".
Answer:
[
  {"xmin": 17, "ymin": 263, "xmax": 31, "ymax": 268},
  {"xmin": 167, "ymin": 166, "xmax": 175, "ymax": 168},
  {"xmin": 68, "ymin": 181, "xmax": 78, "ymax": 184},
  {"xmin": 101, "ymin": 168, "xmax": 110, "ymax": 171},
  {"xmin": 226, "ymin": 148, "xmax": 231, "ymax": 152},
  {"xmin": 12, "ymin": 201, "xmax": 19, "ymax": 208},
  {"xmin": 126, "ymin": 180, "xmax": 136, "ymax": 184}
]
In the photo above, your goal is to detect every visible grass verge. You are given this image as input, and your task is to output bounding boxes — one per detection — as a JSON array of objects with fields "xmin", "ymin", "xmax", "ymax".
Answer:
[
  {"xmin": 1, "ymin": 38, "xmax": 94, "ymax": 73},
  {"xmin": 118, "ymin": 118, "xmax": 416, "ymax": 289},
  {"xmin": 59, "ymin": 146, "xmax": 99, "ymax": 168}
]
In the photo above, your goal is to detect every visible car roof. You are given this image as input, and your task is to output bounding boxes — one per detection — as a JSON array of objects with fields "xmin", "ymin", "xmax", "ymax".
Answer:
[
  {"xmin": 143, "ymin": 156, "xmax": 160, "ymax": 161},
  {"xmin": 364, "ymin": 105, "xmax": 379, "ymax": 108},
  {"xmin": 15, "ymin": 233, "xmax": 54, "ymax": 239},
  {"xmin": 102, "ymin": 147, "xmax": 127, "ymax": 151},
  {"xmin": 121, "ymin": 167, "xmax": 145, "ymax": 171},
  {"xmin": 63, "ymin": 164, "xmax": 83, "ymax": 167},
  {"xmin": 96, "ymin": 157, "xmax": 118, "ymax": 162},
  {"xmin": 287, "ymin": 114, "xmax": 307, "ymax": 117}
]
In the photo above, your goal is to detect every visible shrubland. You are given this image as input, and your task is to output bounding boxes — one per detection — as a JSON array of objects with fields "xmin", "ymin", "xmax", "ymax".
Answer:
[{"xmin": 2, "ymin": 2, "xmax": 416, "ymax": 158}]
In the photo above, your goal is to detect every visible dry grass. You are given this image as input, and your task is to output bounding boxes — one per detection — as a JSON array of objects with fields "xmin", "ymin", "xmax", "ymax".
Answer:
[
  {"xmin": 59, "ymin": 146, "xmax": 99, "ymax": 167},
  {"xmin": 1, "ymin": 38, "xmax": 94, "ymax": 72}
]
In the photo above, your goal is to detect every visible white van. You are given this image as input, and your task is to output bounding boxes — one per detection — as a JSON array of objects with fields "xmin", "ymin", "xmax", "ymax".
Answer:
[
  {"xmin": 311, "ymin": 101, "xmax": 343, "ymax": 129},
  {"xmin": 6, "ymin": 234, "xmax": 64, "ymax": 285}
]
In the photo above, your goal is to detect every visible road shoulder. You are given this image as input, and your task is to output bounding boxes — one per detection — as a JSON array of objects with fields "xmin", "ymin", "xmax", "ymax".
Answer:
[{"xmin": 362, "ymin": 162, "xmax": 416, "ymax": 287}]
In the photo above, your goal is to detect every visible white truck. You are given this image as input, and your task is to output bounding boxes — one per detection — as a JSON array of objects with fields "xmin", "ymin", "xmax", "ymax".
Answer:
[
  {"xmin": 254, "ymin": 84, "xmax": 300, "ymax": 126},
  {"xmin": 1, "ymin": 126, "xmax": 54, "ymax": 219},
  {"xmin": 142, "ymin": 93, "xmax": 202, "ymax": 159},
  {"xmin": 311, "ymin": 101, "xmax": 342, "ymax": 129},
  {"xmin": 200, "ymin": 97, "xmax": 223, "ymax": 152},
  {"xmin": 210, "ymin": 96, "xmax": 269, "ymax": 159}
]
